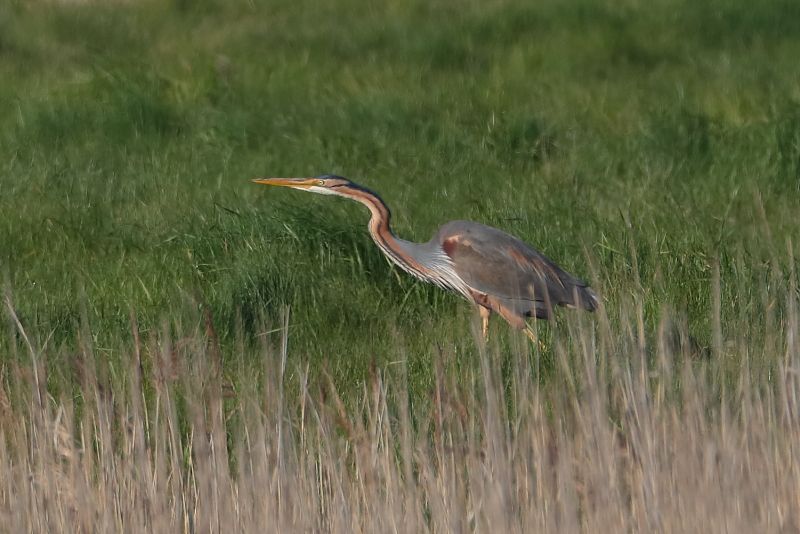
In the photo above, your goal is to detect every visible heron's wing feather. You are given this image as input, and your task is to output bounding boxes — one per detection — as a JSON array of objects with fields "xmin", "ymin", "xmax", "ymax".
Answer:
[{"xmin": 437, "ymin": 221, "xmax": 596, "ymax": 313}]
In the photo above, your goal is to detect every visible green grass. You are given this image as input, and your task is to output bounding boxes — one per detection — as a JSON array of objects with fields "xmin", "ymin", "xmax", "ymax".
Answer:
[
  {"xmin": 2, "ymin": 0, "xmax": 800, "ymax": 398},
  {"xmin": 2, "ymin": 1, "xmax": 800, "ymax": 530}
]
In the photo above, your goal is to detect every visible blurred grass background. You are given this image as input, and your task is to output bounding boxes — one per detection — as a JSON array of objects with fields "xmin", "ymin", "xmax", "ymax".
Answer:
[{"xmin": 1, "ymin": 0, "xmax": 799, "ymax": 396}]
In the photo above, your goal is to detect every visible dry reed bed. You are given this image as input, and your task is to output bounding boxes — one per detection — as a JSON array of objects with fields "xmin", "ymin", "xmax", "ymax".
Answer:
[{"xmin": 0, "ymin": 283, "xmax": 798, "ymax": 533}]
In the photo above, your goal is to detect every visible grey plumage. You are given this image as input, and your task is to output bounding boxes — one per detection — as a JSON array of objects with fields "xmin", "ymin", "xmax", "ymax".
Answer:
[{"xmin": 434, "ymin": 221, "xmax": 598, "ymax": 321}]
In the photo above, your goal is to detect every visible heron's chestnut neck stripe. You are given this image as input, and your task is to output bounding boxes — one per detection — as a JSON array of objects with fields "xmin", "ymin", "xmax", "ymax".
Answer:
[{"xmin": 342, "ymin": 186, "xmax": 429, "ymax": 279}]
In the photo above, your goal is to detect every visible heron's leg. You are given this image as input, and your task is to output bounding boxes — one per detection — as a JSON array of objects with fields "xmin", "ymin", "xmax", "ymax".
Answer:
[
  {"xmin": 479, "ymin": 306, "xmax": 491, "ymax": 341},
  {"xmin": 524, "ymin": 326, "xmax": 538, "ymax": 344},
  {"xmin": 478, "ymin": 295, "xmax": 546, "ymax": 349},
  {"xmin": 525, "ymin": 325, "xmax": 547, "ymax": 351}
]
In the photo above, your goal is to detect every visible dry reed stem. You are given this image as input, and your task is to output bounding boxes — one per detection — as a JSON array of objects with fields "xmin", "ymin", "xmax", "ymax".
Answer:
[{"xmin": 0, "ymin": 279, "xmax": 798, "ymax": 532}]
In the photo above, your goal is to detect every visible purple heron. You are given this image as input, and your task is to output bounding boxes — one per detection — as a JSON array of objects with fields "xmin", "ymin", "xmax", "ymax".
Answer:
[{"xmin": 252, "ymin": 175, "xmax": 599, "ymax": 341}]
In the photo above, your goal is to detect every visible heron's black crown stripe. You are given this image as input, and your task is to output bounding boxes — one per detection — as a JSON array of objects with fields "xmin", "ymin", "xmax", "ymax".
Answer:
[{"xmin": 315, "ymin": 176, "xmax": 393, "ymax": 219}]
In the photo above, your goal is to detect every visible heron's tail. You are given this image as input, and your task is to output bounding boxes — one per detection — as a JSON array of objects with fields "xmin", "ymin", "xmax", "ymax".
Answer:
[{"xmin": 579, "ymin": 286, "xmax": 600, "ymax": 312}]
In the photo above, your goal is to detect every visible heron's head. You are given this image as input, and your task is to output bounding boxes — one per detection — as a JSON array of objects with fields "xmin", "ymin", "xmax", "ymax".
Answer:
[{"xmin": 251, "ymin": 175, "xmax": 355, "ymax": 196}]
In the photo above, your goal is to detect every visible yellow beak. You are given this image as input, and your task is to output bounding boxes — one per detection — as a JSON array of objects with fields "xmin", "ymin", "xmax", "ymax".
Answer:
[{"xmin": 251, "ymin": 177, "xmax": 317, "ymax": 189}]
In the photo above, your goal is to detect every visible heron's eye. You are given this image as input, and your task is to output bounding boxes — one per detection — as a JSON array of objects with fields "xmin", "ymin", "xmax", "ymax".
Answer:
[{"xmin": 317, "ymin": 179, "xmax": 325, "ymax": 186}]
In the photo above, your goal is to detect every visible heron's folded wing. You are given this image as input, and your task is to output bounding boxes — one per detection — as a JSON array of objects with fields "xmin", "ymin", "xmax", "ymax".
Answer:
[{"xmin": 439, "ymin": 222, "xmax": 590, "ymax": 308}]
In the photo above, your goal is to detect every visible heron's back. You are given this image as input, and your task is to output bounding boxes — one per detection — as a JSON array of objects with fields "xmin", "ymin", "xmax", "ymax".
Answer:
[{"xmin": 435, "ymin": 220, "xmax": 598, "ymax": 316}]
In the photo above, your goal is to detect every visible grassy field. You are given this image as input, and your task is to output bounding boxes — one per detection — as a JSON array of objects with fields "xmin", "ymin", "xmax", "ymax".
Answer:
[{"xmin": 1, "ymin": 0, "xmax": 800, "ymax": 530}]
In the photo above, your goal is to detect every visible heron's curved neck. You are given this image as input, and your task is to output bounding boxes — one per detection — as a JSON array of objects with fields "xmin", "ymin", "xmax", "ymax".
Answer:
[{"xmin": 343, "ymin": 186, "xmax": 427, "ymax": 276}]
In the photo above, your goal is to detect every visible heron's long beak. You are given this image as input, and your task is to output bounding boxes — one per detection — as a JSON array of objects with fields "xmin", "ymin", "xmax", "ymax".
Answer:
[{"xmin": 251, "ymin": 177, "xmax": 317, "ymax": 189}]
